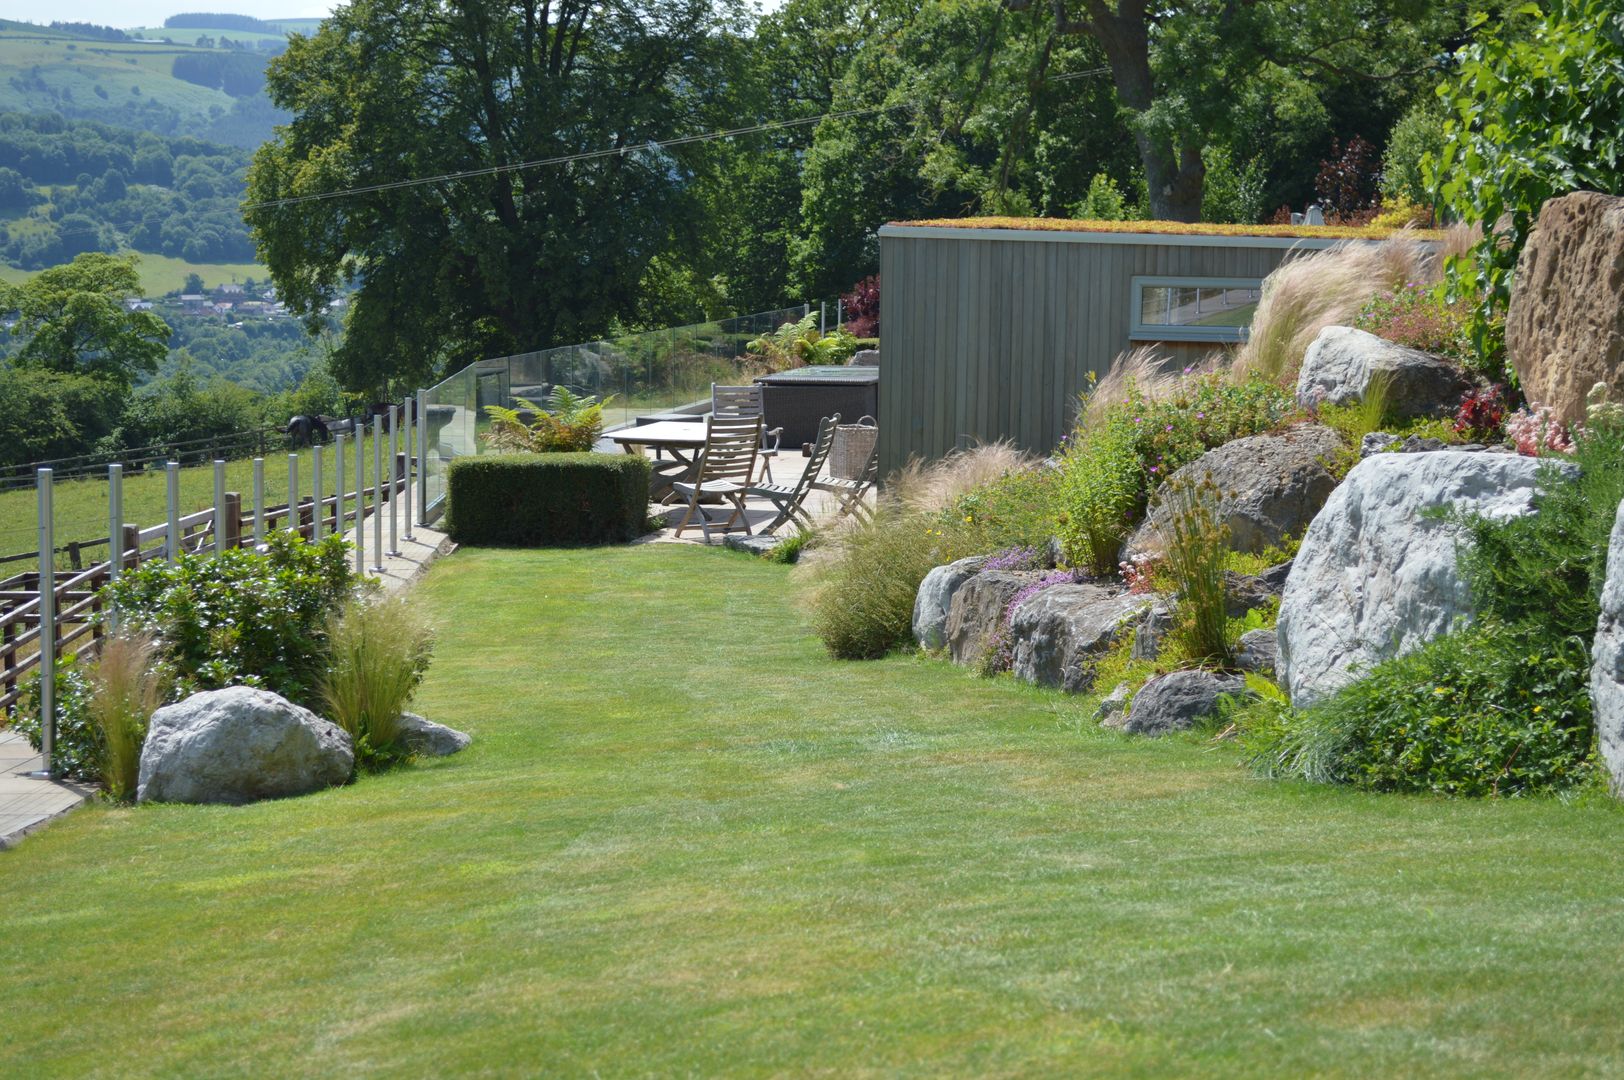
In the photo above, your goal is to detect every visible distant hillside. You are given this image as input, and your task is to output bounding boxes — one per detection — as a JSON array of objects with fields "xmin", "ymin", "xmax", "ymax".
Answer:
[{"xmin": 0, "ymin": 21, "xmax": 289, "ymax": 148}]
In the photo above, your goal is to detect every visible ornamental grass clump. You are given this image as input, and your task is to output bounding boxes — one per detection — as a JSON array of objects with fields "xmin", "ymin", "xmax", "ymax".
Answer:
[
  {"xmin": 85, "ymin": 630, "xmax": 166, "ymax": 802},
  {"xmin": 1156, "ymin": 473, "xmax": 1231, "ymax": 664},
  {"xmin": 320, "ymin": 597, "xmax": 434, "ymax": 758}
]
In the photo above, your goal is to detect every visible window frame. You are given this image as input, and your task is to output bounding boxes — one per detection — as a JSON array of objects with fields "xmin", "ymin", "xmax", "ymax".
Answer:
[{"xmin": 1128, "ymin": 275, "xmax": 1263, "ymax": 343}]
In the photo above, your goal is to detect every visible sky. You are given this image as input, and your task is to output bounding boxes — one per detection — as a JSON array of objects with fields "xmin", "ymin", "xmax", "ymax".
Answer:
[{"xmin": 7, "ymin": 2, "xmax": 339, "ymax": 28}]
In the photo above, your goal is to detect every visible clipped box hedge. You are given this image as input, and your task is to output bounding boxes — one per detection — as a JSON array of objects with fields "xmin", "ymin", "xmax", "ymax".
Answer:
[{"xmin": 445, "ymin": 452, "xmax": 652, "ymax": 546}]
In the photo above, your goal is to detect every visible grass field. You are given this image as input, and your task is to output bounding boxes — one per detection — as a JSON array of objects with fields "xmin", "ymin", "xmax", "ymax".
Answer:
[
  {"xmin": 0, "ymin": 253, "xmax": 267, "ymax": 296},
  {"xmin": 0, "ymin": 26, "xmax": 239, "ymax": 124},
  {"xmin": 0, "ymin": 431, "xmax": 397, "ymax": 565},
  {"xmin": 2, "ymin": 543, "xmax": 1623, "ymax": 1074}
]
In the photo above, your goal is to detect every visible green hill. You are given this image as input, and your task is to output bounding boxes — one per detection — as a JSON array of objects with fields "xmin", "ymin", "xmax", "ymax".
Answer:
[{"xmin": 0, "ymin": 21, "xmax": 288, "ymax": 148}]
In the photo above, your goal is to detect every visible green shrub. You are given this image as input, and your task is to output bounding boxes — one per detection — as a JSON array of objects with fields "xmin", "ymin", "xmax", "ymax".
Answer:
[
  {"xmin": 1241, "ymin": 622, "xmax": 1596, "ymax": 796},
  {"xmin": 11, "ymin": 656, "xmax": 98, "ymax": 782},
  {"xmin": 1057, "ymin": 373, "xmax": 1294, "ymax": 573},
  {"xmin": 320, "ymin": 596, "xmax": 434, "ymax": 763},
  {"xmin": 445, "ymin": 453, "xmax": 652, "ymax": 546},
  {"xmin": 104, "ymin": 531, "xmax": 356, "ymax": 707}
]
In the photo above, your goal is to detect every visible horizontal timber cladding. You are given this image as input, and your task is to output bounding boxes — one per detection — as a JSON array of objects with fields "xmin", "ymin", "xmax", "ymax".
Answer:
[{"xmin": 876, "ymin": 224, "xmax": 1363, "ymax": 477}]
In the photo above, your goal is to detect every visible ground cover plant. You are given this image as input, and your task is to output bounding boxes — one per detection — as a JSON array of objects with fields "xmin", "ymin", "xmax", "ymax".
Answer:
[{"xmin": 4, "ymin": 545, "xmax": 1624, "ymax": 1075}]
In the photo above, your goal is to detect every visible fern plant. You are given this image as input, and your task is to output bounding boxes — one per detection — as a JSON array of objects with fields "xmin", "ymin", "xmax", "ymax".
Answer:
[
  {"xmin": 484, "ymin": 385, "xmax": 612, "ymax": 453},
  {"xmin": 746, "ymin": 313, "xmax": 857, "ymax": 372}
]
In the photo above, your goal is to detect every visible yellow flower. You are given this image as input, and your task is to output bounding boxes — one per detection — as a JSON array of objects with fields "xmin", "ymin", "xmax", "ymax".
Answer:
[
  {"xmin": 1433, "ymin": 687, "xmax": 1449, "ymax": 695},
  {"xmin": 1534, "ymin": 705, "xmax": 1543, "ymax": 714}
]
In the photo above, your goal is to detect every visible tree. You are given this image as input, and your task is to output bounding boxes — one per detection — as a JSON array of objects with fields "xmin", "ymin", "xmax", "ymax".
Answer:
[
  {"xmin": 2, "ymin": 253, "xmax": 168, "ymax": 389},
  {"xmin": 246, "ymin": 0, "xmax": 743, "ymax": 396},
  {"xmin": 183, "ymin": 272, "xmax": 205, "ymax": 293},
  {"xmin": 1007, "ymin": 0, "xmax": 1489, "ymax": 220}
]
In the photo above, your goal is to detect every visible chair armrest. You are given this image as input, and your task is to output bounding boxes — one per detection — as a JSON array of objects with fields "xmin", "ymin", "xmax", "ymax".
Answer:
[{"xmin": 765, "ymin": 427, "xmax": 784, "ymax": 452}]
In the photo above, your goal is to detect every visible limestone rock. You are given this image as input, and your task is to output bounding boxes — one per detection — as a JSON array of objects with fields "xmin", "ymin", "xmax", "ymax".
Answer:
[
  {"xmin": 914, "ymin": 555, "xmax": 991, "ymax": 650},
  {"xmin": 1007, "ymin": 585, "xmax": 1152, "ymax": 693},
  {"xmin": 1256, "ymin": 560, "xmax": 1293, "ymax": 594},
  {"xmin": 1119, "ymin": 670, "xmax": 1249, "ymax": 736},
  {"xmin": 1093, "ymin": 683, "xmax": 1131, "ymax": 725},
  {"xmin": 137, "ymin": 686, "xmax": 353, "ymax": 805},
  {"xmin": 1131, "ymin": 600, "xmax": 1176, "ymax": 662},
  {"xmin": 1590, "ymin": 498, "xmax": 1624, "ymax": 794},
  {"xmin": 1123, "ymin": 425, "xmax": 1343, "ymax": 558},
  {"xmin": 1277, "ymin": 450, "xmax": 1568, "ymax": 707},
  {"xmin": 1296, "ymin": 326, "xmax": 1473, "ymax": 420},
  {"xmin": 944, "ymin": 570, "xmax": 1050, "ymax": 665},
  {"xmin": 724, "ymin": 533, "xmax": 785, "ymax": 558},
  {"xmin": 1235, "ymin": 629, "xmax": 1278, "ymax": 678},
  {"xmin": 396, "ymin": 712, "xmax": 472, "ymax": 757},
  {"xmin": 1506, "ymin": 191, "xmax": 1624, "ymax": 427}
]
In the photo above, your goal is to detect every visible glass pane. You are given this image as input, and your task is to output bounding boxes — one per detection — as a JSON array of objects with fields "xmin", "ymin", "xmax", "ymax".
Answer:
[{"xmin": 1140, "ymin": 284, "xmax": 1259, "ymax": 329}]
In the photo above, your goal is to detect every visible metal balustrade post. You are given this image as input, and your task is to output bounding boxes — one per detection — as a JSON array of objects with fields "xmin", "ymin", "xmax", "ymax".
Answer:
[
  {"xmin": 107, "ymin": 463, "xmax": 123, "ymax": 634},
  {"xmin": 287, "ymin": 453, "xmax": 300, "ymax": 535},
  {"xmin": 252, "ymin": 457, "xmax": 265, "ymax": 546},
  {"xmin": 372, "ymin": 414, "xmax": 385, "ymax": 572},
  {"xmin": 415, "ymin": 389, "xmax": 428, "ymax": 528},
  {"xmin": 355, "ymin": 423, "xmax": 366, "ymax": 575},
  {"xmin": 34, "ymin": 468, "xmax": 54, "ymax": 776},
  {"xmin": 166, "ymin": 461, "xmax": 181, "ymax": 562},
  {"xmin": 312, "ymin": 444, "xmax": 325, "ymax": 541},
  {"xmin": 335, "ymin": 433, "xmax": 348, "ymax": 549},
  {"xmin": 387, "ymin": 404, "xmax": 401, "ymax": 555},
  {"xmin": 213, "ymin": 460, "xmax": 227, "ymax": 556}
]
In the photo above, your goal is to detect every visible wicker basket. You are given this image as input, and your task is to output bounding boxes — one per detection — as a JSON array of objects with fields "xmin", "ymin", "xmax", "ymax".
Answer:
[{"xmin": 829, "ymin": 415, "xmax": 878, "ymax": 480}]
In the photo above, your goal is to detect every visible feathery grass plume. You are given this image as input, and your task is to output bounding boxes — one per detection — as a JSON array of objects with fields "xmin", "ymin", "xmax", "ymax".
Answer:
[
  {"xmin": 892, "ymin": 441, "xmax": 1034, "ymax": 516},
  {"xmin": 1082, "ymin": 346, "xmax": 1183, "ymax": 431},
  {"xmin": 1233, "ymin": 231, "xmax": 1435, "ymax": 388},
  {"xmin": 320, "ymin": 597, "xmax": 434, "ymax": 755},
  {"xmin": 1157, "ymin": 471, "xmax": 1232, "ymax": 664},
  {"xmin": 1441, "ymin": 220, "xmax": 1482, "ymax": 266},
  {"xmin": 86, "ymin": 630, "xmax": 165, "ymax": 802}
]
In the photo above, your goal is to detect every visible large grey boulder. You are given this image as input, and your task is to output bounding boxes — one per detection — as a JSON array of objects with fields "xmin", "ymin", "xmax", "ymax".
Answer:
[
  {"xmin": 1116, "ymin": 671, "xmax": 1249, "ymax": 736},
  {"xmin": 1296, "ymin": 326, "xmax": 1473, "ymax": 420},
  {"xmin": 396, "ymin": 712, "xmax": 472, "ymax": 757},
  {"xmin": 1123, "ymin": 425, "xmax": 1343, "ymax": 558},
  {"xmin": 138, "ymin": 686, "xmax": 353, "ymax": 805},
  {"xmin": 914, "ymin": 555, "xmax": 990, "ymax": 650},
  {"xmin": 945, "ymin": 570, "xmax": 1050, "ymax": 665},
  {"xmin": 1506, "ymin": 190, "xmax": 1624, "ymax": 427},
  {"xmin": 1590, "ymin": 499, "xmax": 1624, "ymax": 794},
  {"xmin": 1007, "ymin": 585, "xmax": 1152, "ymax": 692},
  {"xmin": 1278, "ymin": 451, "xmax": 1567, "ymax": 707}
]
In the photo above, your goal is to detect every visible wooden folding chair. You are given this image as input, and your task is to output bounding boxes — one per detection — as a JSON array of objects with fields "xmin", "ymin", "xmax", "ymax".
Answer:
[
  {"xmin": 712, "ymin": 384, "xmax": 783, "ymax": 482},
  {"xmin": 671, "ymin": 415, "xmax": 764, "ymax": 541},
  {"xmin": 746, "ymin": 413, "xmax": 840, "ymax": 535},
  {"xmin": 812, "ymin": 429, "xmax": 879, "ymax": 522}
]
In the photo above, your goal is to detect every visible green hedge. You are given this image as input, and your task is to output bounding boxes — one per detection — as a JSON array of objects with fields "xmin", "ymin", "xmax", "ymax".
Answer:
[{"xmin": 445, "ymin": 452, "xmax": 652, "ymax": 546}]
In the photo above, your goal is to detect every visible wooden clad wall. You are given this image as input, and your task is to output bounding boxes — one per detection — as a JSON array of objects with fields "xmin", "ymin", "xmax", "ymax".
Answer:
[{"xmin": 876, "ymin": 227, "xmax": 1320, "ymax": 477}]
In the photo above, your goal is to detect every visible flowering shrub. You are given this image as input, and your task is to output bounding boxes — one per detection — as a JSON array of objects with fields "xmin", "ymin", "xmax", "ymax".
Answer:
[
  {"xmin": 1120, "ymin": 553, "xmax": 1160, "ymax": 594},
  {"xmin": 982, "ymin": 545, "xmax": 1044, "ymax": 572},
  {"xmin": 1453, "ymin": 385, "xmax": 1507, "ymax": 441},
  {"xmin": 1353, "ymin": 283, "xmax": 1480, "ymax": 371},
  {"xmin": 1505, "ymin": 405, "xmax": 1574, "ymax": 456},
  {"xmin": 1056, "ymin": 372, "xmax": 1293, "ymax": 574}
]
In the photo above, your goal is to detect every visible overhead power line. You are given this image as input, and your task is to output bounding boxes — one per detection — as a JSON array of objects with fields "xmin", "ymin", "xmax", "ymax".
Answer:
[{"xmin": 241, "ymin": 66, "xmax": 1111, "ymax": 212}]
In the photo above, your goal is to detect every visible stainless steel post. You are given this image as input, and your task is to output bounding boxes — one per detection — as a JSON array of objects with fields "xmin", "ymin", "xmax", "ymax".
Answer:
[
  {"xmin": 165, "ymin": 461, "xmax": 180, "ymax": 562},
  {"xmin": 372, "ymin": 414, "xmax": 385, "ymax": 571},
  {"xmin": 252, "ymin": 457, "xmax": 265, "ymax": 546},
  {"xmin": 312, "ymin": 443, "xmax": 325, "ymax": 541},
  {"xmin": 213, "ymin": 459, "xmax": 226, "ymax": 556},
  {"xmin": 107, "ymin": 463, "xmax": 123, "ymax": 581},
  {"xmin": 355, "ymin": 423, "xmax": 366, "ymax": 574},
  {"xmin": 415, "ymin": 389, "xmax": 428, "ymax": 528},
  {"xmin": 335, "ymin": 433, "xmax": 348, "ymax": 546},
  {"xmin": 35, "ymin": 468, "xmax": 54, "ymax": 775},
  {"xmin": 287, "ymin": 453, "xmax": 299, "ymax": 534},
  {"xmin": 387, "ymin": 404, "xmax": 400, "ymax": 555}
]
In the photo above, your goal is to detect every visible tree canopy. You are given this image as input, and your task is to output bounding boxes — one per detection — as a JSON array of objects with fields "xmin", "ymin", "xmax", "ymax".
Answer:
[{"xmin": 2, "ymin": 252, "xmax": 168, "ymax": 388}]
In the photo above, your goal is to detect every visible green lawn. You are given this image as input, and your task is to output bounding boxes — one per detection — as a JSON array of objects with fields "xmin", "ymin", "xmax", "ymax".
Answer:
[
  {"xmin": 0, "ymin": 252, "xmax": 267, "ymax": 297},
  {"xmin": 3, "ymin": 544, "xmax": 1624, "ymax": 1075}
]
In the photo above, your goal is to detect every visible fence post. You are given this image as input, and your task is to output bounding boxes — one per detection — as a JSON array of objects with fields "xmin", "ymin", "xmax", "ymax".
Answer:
[
  {"xmin": 415, "ymin": 389, "xmax": 428, "ymax": 529},
  {"xmin": 312, "ymin": 443, "xmax": 325, "ymax": 541},
  {"xmin": 222, "ymin": 493, "xmax": 242, "ymax": 550},
  {"xmin": 252, "ymin": 457, "xmax": 265, "ymax": 547},
  {"xmin": 355, "ymin": 424, "xmax": 366, "ymax": 575},
  {"xmin": 121, "ymin": 525, "xmax": 139, "ymax": 568},
  {"xmin": 335, "ymin": 433, "xmax": 348, "ymax": 544},
  {"xmin": 108, "ymin": 463, "xmax": 123, "ymax": 579},
  {"xmin": 166, "ymin": 461, "xmax": 180, "ymax": 562},
  {"xmin": 388, "ymin": 404, "xmax": 400, "ymax": 555},
  {"xmin": 35, "ymin": 467, "xmax": 54, "ymax": 776},
  {"xmin": 836, "ymin": 298, "xmax": 843, "ymax": 329},
  {"xmin": 819, "ymin": 301, "xmax": 826, "ymax": 334},
  {"xmin": 287, "ymin": 453, "xmax": 299, "ymax": 535},
  {"xmin": 372, "ymin": 414, "xmax": 385, "ymax": 572},
  {"xmin": 213, "ymin": 459, "xmax": 227, "ymax": 556}
]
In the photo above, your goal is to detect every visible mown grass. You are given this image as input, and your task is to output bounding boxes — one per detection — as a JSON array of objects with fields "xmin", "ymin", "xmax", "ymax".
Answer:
[
  {"xmin": 0, "ymin": 252, "xmax": 267, "ymax": 296},
  {"xmin": 2, "ymin": 544, "xmax": 1623, "ymax": 1075}
]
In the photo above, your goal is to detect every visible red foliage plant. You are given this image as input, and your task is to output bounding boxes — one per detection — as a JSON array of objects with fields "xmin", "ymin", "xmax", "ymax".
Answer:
[
  {"xmin": 841, "ymin": 274, "xmax": 880, "ymax": 338},
  {"xmin": 1314, "ymin": 135, "xmax": 1381, "ymax": 220},
  {"xmin": 1454, "ymin": 385, "xmax": 1508, "ymax": 441}
]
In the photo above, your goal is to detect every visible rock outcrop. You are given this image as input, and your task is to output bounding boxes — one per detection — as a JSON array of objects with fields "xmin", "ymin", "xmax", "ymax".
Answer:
[
  {"xmin": 944, "ymin": 570, "xmax": 1050, "ymax": 665},
  {"xmin": 1296, "ymin": 326, "xmax": 1473, "ymax": 420},
  {"xmin": 1124, "ymin": 425, "xmax": 1343, "ymax": 558},
  {"xmin": 1506, "ymin": 190, "xmax": 1624, "ymax": 427},
  {"xmin": 1115, "ymin": 671, "xmax": 1249, "ymax": 736},
  {"xmin": 1277, "ymin": 451, "xmax": 1566, "ymax": 707},
  {"xmin": 138, "ymin": 686, "xmax": 353, "ymax": 805},
  {"xmin": 1007, "ymin": 585, "xmax": 1152, "ymax": 692},
  {"xmin": 914, "ymin": 555, "xmax": 991, "ymax": 651},
  {"xmin": 396, "ymin": 712, "xmax": 472, "ymax": 757}
]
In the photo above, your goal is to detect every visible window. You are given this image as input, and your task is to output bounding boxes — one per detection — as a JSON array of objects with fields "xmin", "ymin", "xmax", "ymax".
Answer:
[{"xmin": 1130, "ymin": 276, "xmax": 1262, "ymax": 343}]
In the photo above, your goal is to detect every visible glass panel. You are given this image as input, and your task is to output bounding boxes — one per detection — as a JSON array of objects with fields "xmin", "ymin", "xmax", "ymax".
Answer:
[{"xmin": 1139, "ymin": 284, "xmax": 1260, "ymax": 329}]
